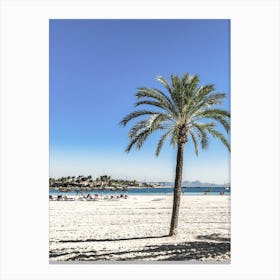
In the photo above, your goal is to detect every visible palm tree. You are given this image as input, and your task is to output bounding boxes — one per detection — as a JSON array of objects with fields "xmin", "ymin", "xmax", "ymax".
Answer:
[{"xmin": 120, "ymin": 73, "xmax": 230, "ymax": 236}]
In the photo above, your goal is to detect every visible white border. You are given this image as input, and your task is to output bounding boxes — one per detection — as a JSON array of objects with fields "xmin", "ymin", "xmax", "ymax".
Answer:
[{"xmin": 0, "ymin": 0, "xmax": 279, "ymax": 279}]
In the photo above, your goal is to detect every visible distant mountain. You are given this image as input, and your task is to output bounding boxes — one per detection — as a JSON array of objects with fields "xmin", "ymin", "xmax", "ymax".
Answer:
[
  {"xmin": 150, "ymin": 181, "xmax": 230, "ymax": 188},
  {"xmin": 182, "ymin": 181, "xmax": 229, "ymax": 188}
]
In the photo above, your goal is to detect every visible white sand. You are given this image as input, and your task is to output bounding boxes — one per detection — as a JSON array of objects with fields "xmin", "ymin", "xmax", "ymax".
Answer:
[{"xmin": 49, "ymin": 195, "xmax": 230, "ymax": 262}]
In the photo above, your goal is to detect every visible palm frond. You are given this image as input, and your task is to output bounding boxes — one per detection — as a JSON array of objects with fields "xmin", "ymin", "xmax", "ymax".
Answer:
[
  {"xmin": 203, "ymin": 93, "xmax": 226, "ymax": 105},
  {"xmin": 197, "ymin": 108, "xmax": 230, "ymax": 118},
  {"xmin": 191, "ymin": 123, "xmax": 210, "ymax": 149},
  {"xmin": 190, "ymin": 93, "xmax": 226, "ymax": 115},
  {"xmin": 157, "ymin": 75, "xmax": 173, "ymax": 95},
  {"xmin": 170, "ymin": 74, "xmax": 185, "ymax": 113},
  {"xmin": 128, "ymin": 120, "xmax": 149, "ymax": 138},
  {"xmin": 156, "ymin": 129, "xmax": 172, "ymax": 156},
  {"xmin": 126, "ymin": 114, "xmax": 169, "ymax": 152},
  {"xmin": 120, "ymin": 110, "xmax": 160, "ymax": 126},
  {"xmin": 194, "ymin": 84, "xmax": 215, "ymax": 101},
  {"xmin": 191, "ymin": 109, "xmax": 230, "ymax": 133},
  {"xmin": 206, "ymin": 127, "xmax": 231, "ymax": 151},
  {"xmin": 135, "ymin": 87, "xmax": 176, "ymax": 115},
  {"xmin": 134, "ymin": 99, "xmax": 176, "ymax": 118},
  {"xmin": 125, "ymin": 128, "xmax": 152, "ymax": 153},
  {"xmin": 182, "ymin": 74, "xmax": 200, "ymax": 101},
  {"xmin": 184, "ymin": 90, "xmax": 224, "ymax": 120},
  {"xmin": 210, "ymin": 116, "xmax": 230, "ymax": 133},
  {"xmin": 189, "ymin": 130, "xmax": 199, "ymax": 156}
]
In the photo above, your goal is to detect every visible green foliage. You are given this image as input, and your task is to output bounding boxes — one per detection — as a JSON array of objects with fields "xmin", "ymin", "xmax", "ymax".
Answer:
[
  {"xmin": 120, "ymin": 73, "xmax": 230, "ymax": 156},
  {"xmin": 98, "ymin": 175, "xmax": 111, "ymax": 182},
  {"xmin": 49, "ymin": 175, "xmax": 141, "ymax": 189}
]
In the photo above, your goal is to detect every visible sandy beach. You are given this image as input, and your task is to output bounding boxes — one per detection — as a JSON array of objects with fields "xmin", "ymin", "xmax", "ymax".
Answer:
[{"xmin": 49, "ymin": 195, "xmax": 230, "ymax": 262}]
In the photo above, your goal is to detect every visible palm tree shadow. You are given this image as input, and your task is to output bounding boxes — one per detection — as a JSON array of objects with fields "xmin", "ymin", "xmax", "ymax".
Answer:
[{"xmin": 59, "ymin": 234, "xmax": 169, "ymax": 243}]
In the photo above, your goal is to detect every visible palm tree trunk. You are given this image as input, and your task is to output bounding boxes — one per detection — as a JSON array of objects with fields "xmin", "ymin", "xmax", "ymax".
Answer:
[{"xmin": 169, "ymin": 142, "xmax": 184, "ymax": 236}]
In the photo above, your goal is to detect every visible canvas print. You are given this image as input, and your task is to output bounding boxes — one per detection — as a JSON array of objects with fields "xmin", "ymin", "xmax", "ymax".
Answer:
[{"xmin": 49, "ymin": 19, "xmax": 230, "ymax": 263}]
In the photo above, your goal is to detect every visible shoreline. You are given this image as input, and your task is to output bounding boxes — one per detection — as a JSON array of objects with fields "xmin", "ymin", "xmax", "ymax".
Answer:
[{"xmin": 49, "ymin": 190, "xmax": 231, "ymax": 198}]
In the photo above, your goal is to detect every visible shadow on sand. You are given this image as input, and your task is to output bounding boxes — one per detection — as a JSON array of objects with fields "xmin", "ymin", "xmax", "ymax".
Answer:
[
  {"xmin": 58, "ymin": 235, "xmax": 169, "ymax": 243},
  {"xmin": 196, "ymin": 233, "xmax": 230, "ymax": 242},
  {"xmin": 51, "ymin": 234, "xmax": 230, "ymax": 261}
]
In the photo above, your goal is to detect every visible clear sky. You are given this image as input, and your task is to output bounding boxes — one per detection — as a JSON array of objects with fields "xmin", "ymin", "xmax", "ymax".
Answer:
[{"xmin": 49, "ymin": 19, "xmax": 230, "ymax": 183}]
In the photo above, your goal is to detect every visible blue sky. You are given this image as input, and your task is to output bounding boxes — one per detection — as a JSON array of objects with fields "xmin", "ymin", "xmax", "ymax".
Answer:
[{"xmin": 49, "ymin": 19, "xmax": 230, "ymax": 183}]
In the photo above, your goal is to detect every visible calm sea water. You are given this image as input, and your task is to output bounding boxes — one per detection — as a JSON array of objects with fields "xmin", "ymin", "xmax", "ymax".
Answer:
[{"xmin": 49, "ymin": 187, "xmax": 230, "ymax": 196}]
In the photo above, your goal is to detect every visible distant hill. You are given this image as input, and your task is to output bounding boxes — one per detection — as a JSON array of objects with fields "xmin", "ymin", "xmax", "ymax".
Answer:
[{"xmin": 149, "ymin": 181, "xmax": 230, "ymax": 188}]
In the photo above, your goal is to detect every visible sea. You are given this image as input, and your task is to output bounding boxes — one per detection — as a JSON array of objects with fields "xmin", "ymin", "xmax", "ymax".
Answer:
[{"xmin": 49, "ymin": 186, "xmax": 230, "ymax": 196}]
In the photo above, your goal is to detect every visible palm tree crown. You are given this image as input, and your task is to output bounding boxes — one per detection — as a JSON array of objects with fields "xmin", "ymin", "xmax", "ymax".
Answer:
[{"xmin": 120, "ymin": 73, "xmax": 230, "ymax": 155}]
